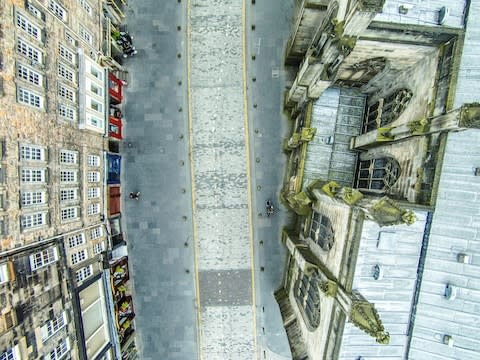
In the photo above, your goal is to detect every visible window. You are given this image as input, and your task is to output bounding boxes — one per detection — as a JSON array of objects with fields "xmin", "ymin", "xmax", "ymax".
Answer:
[
  {"xmin": 90, "ymin": 227, "xmax": 102, "ymax": 239},
  {"xmin": 20, "ymin": 144, "xmax": 45, "ymax": 161},
  {"xmin": 59, "ymin": 188, "xmax": 78, "ymax": 201},
  {"xmin": 295, "ymin": 271, "xmax": 321, "ymax": 329},
  {"xmin": 79, "ymin": 0, "xmax": 93, "ymax": 15},
  {"xmin": 29, "ymin": 247, "xmax": 57, "ymax": 270},
  {"xmin": 93, "ymin": 241, "xmax": 105, "ymax": 255},
  {"xmin": 79, "ymin": 26, "xmax": 93, "ymax": 45},
  {"xmin": 58, "ymin": 103, "xmax": 76, "ymax": 121},
  {"xmin": 65, "ymin": 31, "xmax": 76, "ymax": 46},
  {"xmin": 17, "ymin": 63, "xmax": 42, "ymax": 86},
  {"xmin": 58, "ymin": 44, "xmax": 75, "ymax": 65},
  {"xmin": 17, "ymin": 87, "xmax": 43, "ymax": 109},
  {"xmin": 86, "ymin": 114, "xmax": 103, "ymax": 129},
  {"xmin": 60, "ymin": 170, "xmax": 77, "ymax": 183},
  {"xmin": 0, "ymin": 263, "xmax": 9, "ymax": 284},
  {"xmin": 61, "ymin": 207, "xmax": 78, "ymax": 221},
  {"xmin": 87, "ymin": 187, "xmax": 100, "ymax": 199},
  {"xmin": 58, "ymin": 84, "xmax": 76, "ymax": 103},
  {"xmin": 89, "ymin": 81, "xmax": 103, "ymax": 97},
  {"xmin": 48, "ymin": 1, "xmax": 67, "ymax": 22},
  {"xmin": 17, "ymin": 38, "xmax": 42, "ymax": 64},
  {"xmin": 71, "ymin": 248, "xmax": 87, "ymax": 265},
  {"xmin": 21, "ymin": 168, "xmax": 45, "ymax": 183},
  {"xmin": 76, "ymin": 265, "xmax": 93, "ymax": 282},
  {"xmin": 57, "ymin": 63, "xmax": 75, "ymax": 83},
  {"xmin": 59, "ymin": 150, "xmax": 77, "ymax": 164},
  {"xmin": 16, "ymin": 13, "xmax": 42, "ymax": 41},
  {"xmin": 89, "ymin": 98, "xmax": 103, "ymax": 113},
  {"xmin": 22, "ymin": 212, "xmax": 47, "ymax": 229},
  {"xmin": 68, "ymin": 233, "xmax": 85, "ymax": 248},
  {"xmin": 309, "ymin": 211, "xmax": 335, "ymax": 251},
  {"xmin": 356, "ymin": 157, "xmax": 401, "ymax": 192},
  {"xmin": 87, "ymin": 154, "xmax": 100, "ymax": 167},
  {"xmin": 88, "ymin": 65, "xmax": 103, "ymax": 81},
  {"xmin": 27, "ymin": 4, "xmax": 43, "ymax": 19},
  {"xmin": 87, "ymin": 171, "xmax": 99, "ymax": 183},
  {"xmin": 46, "ymin": 338, "xmax": 70, "ymax": 360},
  {"xmin": 21, "ymin": 191, "xmax": 46, "ymax": 206},
  {"xmin": 87, "ymin": 203, "xmax": 100, "ymax": 216},
  {"xmin": 41, "ymin": 312, "xmax": 67, "ymax": 342},
  {"xmin": 0, "ymin": 346, "xmax": 19, "ymax": 360}
]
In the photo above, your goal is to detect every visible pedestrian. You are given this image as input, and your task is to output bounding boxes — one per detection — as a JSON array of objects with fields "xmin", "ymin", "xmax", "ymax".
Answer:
[{"xmin": 129, "ymin": 192, "xmax": 140, "ymax": 200}]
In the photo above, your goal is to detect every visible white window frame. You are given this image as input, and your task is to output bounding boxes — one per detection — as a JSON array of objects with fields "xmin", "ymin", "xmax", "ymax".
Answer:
[
  {"xmin": 60, "ymin": 170, "xmax": 77, "ymax": 183},
  {"xmin": 87, "ymin": 154, "xmax": 100, "ymax": 167},
  {"xmin": 0, "ymin": 346, "xmax": 20, "ymax": 360},
  {"xmin": 57, "ymin": 62, "xmax": 75, "ymax": 83},
  {"xmin": 29, "ymin": 247, "xmax": 57, "ymax": 270},
  {"xmin": 71, "ymin": 248, "xmax": 88, "ymax": 265},
  {"xmin": 17, "ymin": 63, "xmax": 43, "ymax": 86},
  {"xmin": 60, "ymin": 207, "xmax": 79, "ymax": 221},
  {"xmin": 48, "ymin": 0, "xmax": 67, "ymax": 22},
  {"xmin": 58, "ymin": 84, "xmax": 76, "ymax": 103},
  {"xmin": 27, "ymin": 4, "xmax": 43, "ymax": 19},
  {"xmin": 79, "ymin": 25, "xmax": 93, "ymax": 45},
  {"xmin": 17, "ymin": 38, "xmax": 42, "ymax": 64},
  {"xmin": 58, "ymin": 103, "xmax": 77, "ymax": 121},
  {"xmin": 87, "ymin": 171, "xmax": 100, "ymax": 183},
  {"xmin": 87, "ymin": 187, "xmax": 100, "ymax": 199},
  {"xmin": 86, "ymin": 113, "xmax": 104, "ymax": 130},
  {"xmin": 21, "ymin": 168, "xmax": 46, "ymax": 183},
  {"xmin": 21, "ymin": 190, "xmax": 46, "ymax": 206},
  {"xmin": 17, "ymin": 87, "xmax": 44, "ymax": 109},
  {"xmin": 21, "ymin": 212, "xmax": 47, "ymax": 230},
  {"xmin": 68, "ymin": 233, "xmax": 85, "ymax": 248},
  {"xmin": 58, "ymin": 44, "xmax": 76, "ymax": 65},
  {"xmin": 59, "ymin": 150, "xmax": 78, "ymax": 164},
  {"xmin": 20, "ymin": 144, "xmax": 45, "ymax": 161},
  {"xmin": 93, "ymin": 241, "xmax": 105, "ymax": 255},
  {"xmin": 88, "ymin": 97, "xmax": 103, "ymax": 114},
  {"xmin": 59, "ymin": 188, "xmax": 78, "ymax": 202},
  {"xmin": 41, "ymin": 311, "xmax": 67, "ymax": 342},
  {"xmin": 16, "ymin": 12, "xmax": 42, "ymax": 42},
  {"xmin": 76, "ymin": 265, "xmax": 93, "ymax": 282},
  {"xmin": 46, "ymin": 338, "xmax": 70, "ymax": 360},
  {"xmin": 87, "ymin": 203, "xmax": 100, "ymax": 216},
  {"xmin": 90, "ymin": 227, "xmax": 102, "ymax": 240},
  {"xmin": 0, "ymin": 263, "xmax": 9, "ymax": 284},
  {"xmin": 78, "ymin": 0, "xmax": 93, "ymax": 16}
]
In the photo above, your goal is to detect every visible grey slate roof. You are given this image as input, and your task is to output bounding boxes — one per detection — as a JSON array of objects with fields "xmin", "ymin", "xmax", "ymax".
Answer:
[
  {"xmin": 338, "ymin": 212, "xmax": 428, "ymax": 360},
  {"xmin": 408, "ymin": 129, "xmax": 480, "ymax": 360},
  {"xmin": 303, "ymin": 88, "xmax": 365, "ymax": 189},
  {"xmin": 453, "ymin": 0, "xmax": 480, "ymax": 108},
  {"xmin": 374, "ymin": 0, "xmax": 466, "ymax": 29}
]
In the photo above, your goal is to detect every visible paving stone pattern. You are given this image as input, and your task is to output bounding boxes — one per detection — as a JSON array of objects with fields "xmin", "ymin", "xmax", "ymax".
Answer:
[{"xmin": 190, "ymin": 0, "xmax": 255, "ymax": 358}]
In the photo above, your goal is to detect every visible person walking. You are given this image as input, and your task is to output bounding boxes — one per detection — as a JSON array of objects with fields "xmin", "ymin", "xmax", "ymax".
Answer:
[{"xmin": 129, "ymin": 192, "xmax": 140, "ymax": 200}]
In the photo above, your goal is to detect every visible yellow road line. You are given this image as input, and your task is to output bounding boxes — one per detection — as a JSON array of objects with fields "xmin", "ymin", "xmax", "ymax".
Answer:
[
  {"xmin": 242, "ymin": 0, "xmax": 258, "ymax": 358},
  {"xmin": 186, "ymin": 0, "xmax": 204, "ymax": 359}
]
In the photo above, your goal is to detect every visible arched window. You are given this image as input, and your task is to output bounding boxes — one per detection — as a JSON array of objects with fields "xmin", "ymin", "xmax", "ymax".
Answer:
[
  {"xmin": 294, "ymin": 271, "xmax": 321, "ymax": 330},
  {"xmin": 356, "ymin": 157, "xmax": 401, "ymax": 192},
  {"xmin": 309, "ymin": 211, "xmax": 335, "ymax": 251}
]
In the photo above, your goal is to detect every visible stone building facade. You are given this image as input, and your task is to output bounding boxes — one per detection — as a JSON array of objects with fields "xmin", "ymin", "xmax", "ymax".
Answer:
[
  {"xmin": 277, "ymin": 0, "xmax": 480, "ymax": 359},
  {"xmin": 0, "ymin": 1, "xmax": 135, "ymax": 359}
]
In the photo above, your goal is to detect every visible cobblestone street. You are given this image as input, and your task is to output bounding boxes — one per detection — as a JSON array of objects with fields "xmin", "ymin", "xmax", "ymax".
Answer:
[{"xmin": 122, "ymin": 0, "xmax": 292, "ymax": 359}]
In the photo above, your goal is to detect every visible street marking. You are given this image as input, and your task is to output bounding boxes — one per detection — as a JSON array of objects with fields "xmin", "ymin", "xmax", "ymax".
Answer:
[
  {"xmin": 186, "ymin": 0, "xmax": 204, "ymax": 359},
  {"xmin": 242, "ymin": 0, "xmax": 258, "ymax": 358}
]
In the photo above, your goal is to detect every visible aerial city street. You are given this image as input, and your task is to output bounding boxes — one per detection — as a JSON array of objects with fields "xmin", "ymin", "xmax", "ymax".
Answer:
[{"xmin": 0, "ymin": 1, "xmax": 479, "ymax": 360}]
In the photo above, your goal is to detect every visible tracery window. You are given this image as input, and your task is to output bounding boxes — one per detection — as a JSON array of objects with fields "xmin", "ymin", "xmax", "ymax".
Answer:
[
  {"xmin": 356, "ymin": 157, "xmax": 401, "ymax": 192},
  {"xmin": 294, "ymin": 271, "xmax": 321, "ymax": 330},
  {"xmin": 309, "ymin": 211, "xmax": 334, "ymax": 251}
]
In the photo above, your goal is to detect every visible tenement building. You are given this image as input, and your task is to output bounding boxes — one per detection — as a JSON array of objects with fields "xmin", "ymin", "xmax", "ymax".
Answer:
[
  {"xmin": 277, "ymin": 0, "xmax": 480, "ymax": 359},
  {"xmin": 0, "ymin": 1, "xmax": 136, "ymax": 359}
]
